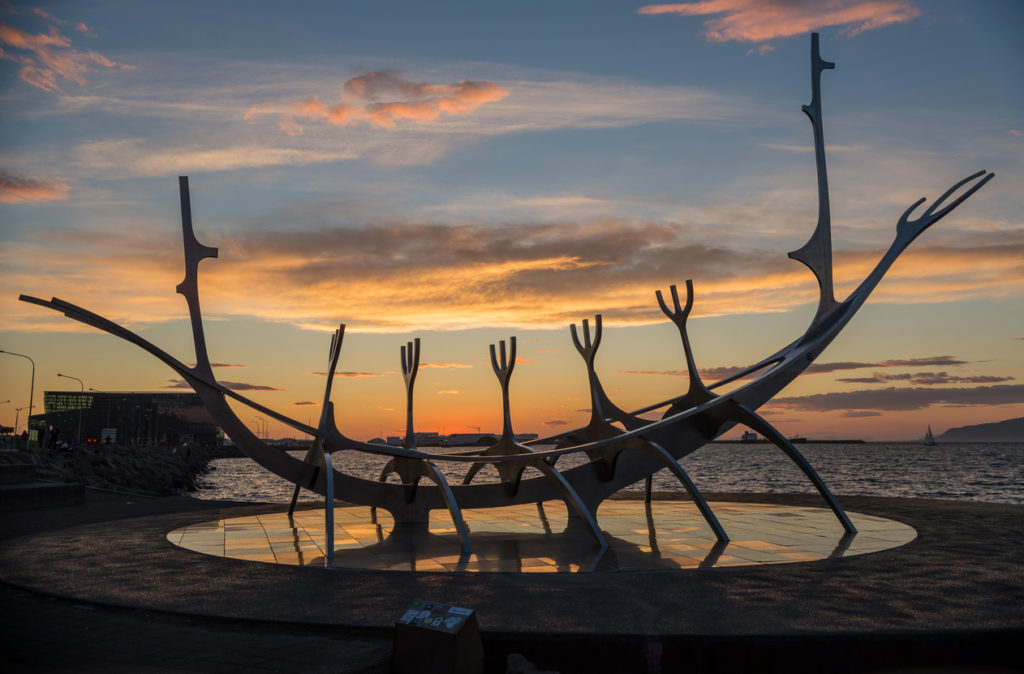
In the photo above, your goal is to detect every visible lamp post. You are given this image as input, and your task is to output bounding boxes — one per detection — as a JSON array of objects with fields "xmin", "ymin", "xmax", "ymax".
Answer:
[
  {"xmin": 15, "ymin": 406, "xmax": 29, "ymax": 438},
  {"xmin": 1, "ymin": 350, "xmax": 35, "ymax": 449},
  {"xmin": 0, "ymin": 400, "xmax": 8, "ymax": 448},
  {"xmin": 57, "ymin": 373, "xmax": 85, "ymax": 444}
]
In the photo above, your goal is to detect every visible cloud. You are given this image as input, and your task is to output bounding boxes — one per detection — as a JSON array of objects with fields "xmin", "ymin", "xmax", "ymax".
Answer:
[
  {"xmin": 842, "ymin": 410, "xmax": 882, "ymax": 417},
  {"xmin": 293, "ymin": 401, "xmax": 316, "ymax": 406},
  {"xmin": 311, "ymin": 371, "xmax": 383, "ymax": 378},
  {"xmin": 436, "ymin": 390, "xmax": 460, "ymax": 395},
  {"xmin": 70, "ymin": 139, "xmax": 358, "ymax": 177},
  {"xmin": 1009, "ymin": 130, "xmax": 1022, "ymax": 138},
  {"xmin": 837, "ymin": 372, "xmax": 1013, "ymax": 386},
  {"xmin": 0, "ymin": 169, "xmax": 69, "ymax": 203},
  {"xmin": 47, "ymin": 73, "xmax": 738, "ymax": 174},
  {"xmin": 420, "ymin": 362, "xmax": 472, "ymax": 369},
  {"xmin": 7, "ymin": 220, "xmax": 1024, "ymax": 334},
  {"xmin": 543, "ymin": 419, "xmax": 569, "ymax": 427},
  {"xmin": 772, "ymin": 384, "xmax": 1024, "ymax": 412},
  {"xmin": 0, "ymin": 13, "xmax": 127, "ymax": 93},
  {"xmin": 638, "ymin": 0, "xmax": 920, "ymax": 44},
  {"xmin": 163, "ymin": 378, "xmax": 283, "ymax": 391},
  {"xmin": 623, "ymin": 356, "xmax": 984, "ymax": 384},
  {"xmin": 537, "ymin": 349, "xmax": 560, "ymax": 353},
  {"xmin": 187, "ymin": 362, "xmax": 246, "ymax": 369},
  {"xmin": 246, "ymin": 70, "xmax": 508, "ymax": 134}
]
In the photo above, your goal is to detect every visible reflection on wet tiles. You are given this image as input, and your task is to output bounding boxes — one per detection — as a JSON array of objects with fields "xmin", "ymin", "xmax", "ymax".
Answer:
[{"xmin": 166, "ymin": 500, "xmax": 916, "ymax": 573}]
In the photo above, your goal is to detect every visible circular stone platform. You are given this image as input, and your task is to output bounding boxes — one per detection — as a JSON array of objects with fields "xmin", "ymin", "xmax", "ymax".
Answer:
[
  {"xmin": 167, "ymin": 500, "xmax": 915, "ymax": 572},
  {"xmin": 1, "ymin": 493, "xmax": 1021, "ymax": 641}
]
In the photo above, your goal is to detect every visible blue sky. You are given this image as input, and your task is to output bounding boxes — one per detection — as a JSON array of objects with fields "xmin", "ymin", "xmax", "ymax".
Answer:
[{"xmin": 1, "ymin": 0, "xmax": 1022, "ymax": 440}]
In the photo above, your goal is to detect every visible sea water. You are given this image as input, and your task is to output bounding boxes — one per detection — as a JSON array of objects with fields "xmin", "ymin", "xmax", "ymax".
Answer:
[{"xmin": 193, "ymin": 442, "xmax": 1023, "ymax": 505}]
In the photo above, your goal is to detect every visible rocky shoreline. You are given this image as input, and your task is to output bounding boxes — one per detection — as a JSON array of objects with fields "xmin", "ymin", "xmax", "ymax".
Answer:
[{"xmin": 0, "ymin": 443, "xmax": 241, "ymax": 497}]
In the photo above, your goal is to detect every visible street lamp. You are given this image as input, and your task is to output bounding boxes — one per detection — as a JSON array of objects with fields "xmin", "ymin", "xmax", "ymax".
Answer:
[
  {"xmin": 15, "ymin": 406, "xmax": 29, "ymax": 438},
  {"xmin": 57, "ymin": 373, "xmax": 85, "ymax": 445},
  {"xmin": 1, "ymin": 350, "xmax": 35, "ymax": 449}
]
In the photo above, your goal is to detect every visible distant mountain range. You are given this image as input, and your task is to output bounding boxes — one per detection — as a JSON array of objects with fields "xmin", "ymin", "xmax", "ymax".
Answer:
[{"xmin": 937, "ymin": 417, "xmax": 1024, "ymax": 442}]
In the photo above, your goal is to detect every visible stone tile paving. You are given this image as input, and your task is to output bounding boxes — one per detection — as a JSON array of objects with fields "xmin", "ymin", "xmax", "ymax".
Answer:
[
  {"xmin": 168, "ymin": 500, "xmax": 917, "ymax": 573},
  {"xmin": 0, "ymin": 583, "xmax": 390, "ymax": 673}
]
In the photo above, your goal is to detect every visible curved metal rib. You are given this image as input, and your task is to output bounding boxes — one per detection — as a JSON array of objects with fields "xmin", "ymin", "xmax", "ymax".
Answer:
[
  {"xmin": 725, "ymin": 401, "xmax": 856, "ymax": 534},
  {"xmin": 644, "ymin": 441, "xmax": 728, "ymax": 542}
]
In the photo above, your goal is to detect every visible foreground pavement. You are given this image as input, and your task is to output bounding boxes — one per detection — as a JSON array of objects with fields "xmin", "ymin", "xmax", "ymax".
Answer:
[
  {"xmin": 0, "ymin": 491, "xmax": 391, "ymax": 673},
  {"xmin": 1, "ymin": 488, "xmax": 1022, "ymax": 673}
]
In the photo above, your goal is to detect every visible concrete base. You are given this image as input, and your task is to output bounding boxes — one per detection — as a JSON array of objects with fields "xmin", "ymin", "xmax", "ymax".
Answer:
[
  {"xmin": 1, "ymin": 491, "xmax": 1021, "ymax": 673},
  {"xmin": 0, "ymin": 461, "xmax": 83, "ymax": 511}
]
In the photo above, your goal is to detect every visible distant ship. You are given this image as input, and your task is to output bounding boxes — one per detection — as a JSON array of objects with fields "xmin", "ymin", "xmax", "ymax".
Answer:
[{"xmin": 924, "ymin": 426, "xmax": 937, "ymax": 446}]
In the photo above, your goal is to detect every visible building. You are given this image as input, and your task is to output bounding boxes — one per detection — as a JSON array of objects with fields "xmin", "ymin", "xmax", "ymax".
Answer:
[{"xmin": 40, "ymin": 391, "xmax": 222, "ymax": 447}]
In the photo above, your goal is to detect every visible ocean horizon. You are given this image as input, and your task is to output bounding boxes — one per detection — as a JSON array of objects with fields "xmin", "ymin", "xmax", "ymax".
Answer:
[{"xmin": 194, "ymin": 441, "xmax": 1023, "ymax": 506}]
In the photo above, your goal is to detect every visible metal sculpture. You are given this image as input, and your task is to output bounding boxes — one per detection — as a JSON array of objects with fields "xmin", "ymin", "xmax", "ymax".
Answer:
[{"xmin": 21, "ymin": 34, "xmax": 992, "ymax": 556}]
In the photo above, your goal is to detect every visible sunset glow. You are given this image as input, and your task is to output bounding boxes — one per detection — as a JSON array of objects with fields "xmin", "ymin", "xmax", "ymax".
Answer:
[{"xmin": 1, "ymin": 1, "xmax": 1021, "ymax": 442}]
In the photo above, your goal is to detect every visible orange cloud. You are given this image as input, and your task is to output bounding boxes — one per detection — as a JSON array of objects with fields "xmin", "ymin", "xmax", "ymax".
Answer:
[
  {"xmin": 0, "ymin": 169, "xmax": 69, "ymax": 203},
  {"xmin": 245, "ymin": 71, "xmax": 508, "ymax": 133},
  {"xmin": 6, "ymin": 220, "xmax": 1022, "ymax": 335},
  {"xmin": 0, "ymin": 13, "xmax": 126, "ymax": 93},
  {"xmin": 638, "ymin": 0, "xmax": 920, "ymax": 44}
]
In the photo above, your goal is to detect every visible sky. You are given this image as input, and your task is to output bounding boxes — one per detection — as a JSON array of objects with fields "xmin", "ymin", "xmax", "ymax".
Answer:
[{"xmin": 1, "ymin": 0, "xmax": 1022, "ymax": 442}]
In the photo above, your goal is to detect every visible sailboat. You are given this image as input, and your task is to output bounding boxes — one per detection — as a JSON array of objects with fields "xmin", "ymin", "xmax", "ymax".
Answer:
[{"xmin": 924, "ymin": 426, "xmax": 937, "ymax": 446}]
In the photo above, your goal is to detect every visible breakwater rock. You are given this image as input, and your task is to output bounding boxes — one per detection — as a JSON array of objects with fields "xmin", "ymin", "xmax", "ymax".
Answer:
[{"xmin": 0, "ymin": 444, "xmax": 238, "ymax": 496}]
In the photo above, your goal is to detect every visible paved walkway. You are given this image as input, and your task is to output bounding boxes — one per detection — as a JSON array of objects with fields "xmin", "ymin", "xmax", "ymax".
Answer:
[
  {"xmin": 2, "ymin": 489, "xmax": 1022, "ymax": 672},
  {"xmin": 0, "ymin": 491, "xmax": 390, "ymax": 673}
]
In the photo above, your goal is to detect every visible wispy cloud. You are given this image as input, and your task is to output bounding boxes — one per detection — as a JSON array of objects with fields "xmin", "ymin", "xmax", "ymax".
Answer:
[
  {"xmin": 311, "ymin": 371, "xmax": 384, "ymax": 378},
  {"xmin": 421, "ymin": 362, "xmax": 472, "ymax": 369},
  {"xmin": 163, "ymin": 378, "xmax": 283, "ymax": 391},
  {"xmin": 69, "ymin": 139, "xmax": 358, "ymax": 177},
  {"xmin": 772, "ymin": 384, "xmax": 1024, "ymax": 412},
  {"xmin": 245, "ymin": 70, "xmax": 508, "ymax": 135},
  {"xmin": 6, "ymin": 220, "xmax": 1023, "ymax": 333},
  {"xmin": 0, "ymin": 169, "xmax": 68, "ymax": 203},
  {"xmin": 837, "ymin": 372, "xmax": 1012, "ymax": 385},
  {"xmin": 621, "ymin": 356, "xmax": 981, "ymax": 383},
  {"xmin": 0, "ymin": 11, "xmax": 128, "ymax": 93},
  {"xmin": 543, "ymin": 419, "xmax": 568, "ymax": 427},
  {"xmin": 292, "ymin": 401, "xmax": 317, "ymax": 406},
  {"xmin": 639, "ymin": 0, "xmax": 920, "ymax": 46}
]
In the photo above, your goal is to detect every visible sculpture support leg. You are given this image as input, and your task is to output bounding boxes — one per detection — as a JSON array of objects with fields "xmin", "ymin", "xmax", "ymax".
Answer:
[
  {"xmin": 730, "ymin": 402, "xmax": 856, "ymax": 534},
  {"xmin": 537, "ymin": 461, "xmax": 607, "ymax": 548},
  {"xmin": 324, "ymin": 451, "xmax": 336, "ymax": 563},
  {"xmin": 424, "ymin": 463, "xmax": 473, "ymax": 554},
  {"xmin": 287, "ymin": 483, "xmax": 302, "ymax": 518},
  {"xmin": 646, "ymin": 441, "xmax": 728, "ymax": 542}
]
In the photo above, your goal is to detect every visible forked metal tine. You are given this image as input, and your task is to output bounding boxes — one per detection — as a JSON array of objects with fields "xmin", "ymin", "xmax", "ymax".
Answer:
[
  {"xmin": 570, "ymin": 315, "xmax": 603, "ymax": 358},
  {"xmin": 657, "ymin": 281, "xmax": 695, "ymax": 325},
  {"xmin": 899, "ymin": 171, "xmax": 994, "ymax": 236},
  {"xmin": 490, "ymin": 337, "xmax": 516, "ymax": 380},
  {"xmin": 570, "ymin": 323, "xmax": 584, "ymax": 354},
  {"xmin": 401, "ymin": 338, "xmax": 421, "ymax": 381}
]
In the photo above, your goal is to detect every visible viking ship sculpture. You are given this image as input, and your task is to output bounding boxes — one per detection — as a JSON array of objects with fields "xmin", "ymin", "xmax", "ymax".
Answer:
[{"xmin": 21, "ymin": 35, "xmax": 992, "ymax": 559}]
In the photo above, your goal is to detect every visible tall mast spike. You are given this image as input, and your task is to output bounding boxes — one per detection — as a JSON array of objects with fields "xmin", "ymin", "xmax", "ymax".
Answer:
[
  {"xmin": 175, "ymin": 176, "xmax": 220, "ymax": 373},
  {"xmin": 789, "ymin": 33, "xmax": 839, "ymax": 329}
]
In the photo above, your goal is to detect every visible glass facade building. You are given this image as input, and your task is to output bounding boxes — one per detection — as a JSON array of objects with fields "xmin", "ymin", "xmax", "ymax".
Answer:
[{"xmin": 40, "ymin": 391, "xmax": 221, "ymax": 446}]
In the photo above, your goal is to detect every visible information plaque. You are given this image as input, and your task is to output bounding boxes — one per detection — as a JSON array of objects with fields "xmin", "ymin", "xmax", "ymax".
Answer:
[{"xmin": 392, "ymin": 600, "xmax": 483, "ymax": 674}]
